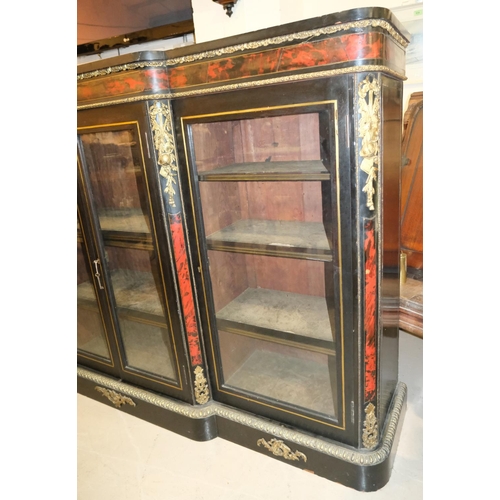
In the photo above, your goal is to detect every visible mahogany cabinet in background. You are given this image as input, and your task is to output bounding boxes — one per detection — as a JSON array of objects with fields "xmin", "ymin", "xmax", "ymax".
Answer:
[
  {"xmin": 401, "ymin": 92, "xmax": 423, "ymax": 273},
  {"xmin": 399, "ymin": 92, "xmax": 423, "ymax": 338}
]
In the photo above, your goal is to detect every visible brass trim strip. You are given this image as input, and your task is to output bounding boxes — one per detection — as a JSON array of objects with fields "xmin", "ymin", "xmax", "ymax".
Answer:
[
  {"xmin": 77, "ymin": 19, "xmax": 408, "ymax": 81},
  {"xmin": 79, "ymin": 367, "xmax": 407, "ymax": 465},
  {"xmin": 199, "ymin": 174, "xmax": 330, "ymax": 181},
  {"xmin": 207, "ymin": 243, "xmax": 333, "ymax": 263},
  {"xmin": 220, "ymin": 324, "xmax": 336, "ymax": 356},
  {"xmin": 77, "ymin": 65, "xmax": 406, "ymax": 110}
]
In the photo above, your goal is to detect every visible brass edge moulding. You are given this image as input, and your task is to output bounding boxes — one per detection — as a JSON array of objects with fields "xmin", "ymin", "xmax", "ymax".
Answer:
[
  {"xmin": 357, "ymin": 75, "xmax": 381, "ymax": 211},
  {"xmin": 257, "ymin": 438, "xmax": 307, "ymax": 462},
  {"xmin": 79, "ymin": 367, "xmax": 407, "ymax": 466},
  {"xmin": 77, "ymin": 18, "xmax": 408, "ymax": 80},
  {"xmin": 95, "ymin": 386, "xmax": 136, "ymax": 408}
]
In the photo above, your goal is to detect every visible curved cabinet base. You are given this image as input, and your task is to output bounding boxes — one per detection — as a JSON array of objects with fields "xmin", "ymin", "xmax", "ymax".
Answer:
[{"xmin": 77, "ymin": 366, "xmax": 406, "ymax": 491}]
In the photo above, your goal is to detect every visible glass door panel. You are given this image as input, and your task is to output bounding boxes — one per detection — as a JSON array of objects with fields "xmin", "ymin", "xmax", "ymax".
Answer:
[
  {"xmin": 79, "ymin": 125, "xmax": 180, "ymax": 385},
  {"xmin": 219, "ymin": 331, "xmax": 337, "ymax": 418},
  {"xmin": 186, "ymin": 106, "xmax": 341, "ymax": 422},
  {"xmin": 77, "ymin": 237, "xmax": 111, "ymax": 360},
  {"xmin": 80, "ymin": 129, "xmax": 151, "ymax": 242},
  {"xmin": 103, "ymin": 245, "xmax": 179, "ymax": 382}
]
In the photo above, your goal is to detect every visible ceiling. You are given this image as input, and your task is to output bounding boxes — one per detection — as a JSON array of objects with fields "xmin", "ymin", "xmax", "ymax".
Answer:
[{"xmin": 77, "ymin": 0, "xmax": 193, "ymax": 45}]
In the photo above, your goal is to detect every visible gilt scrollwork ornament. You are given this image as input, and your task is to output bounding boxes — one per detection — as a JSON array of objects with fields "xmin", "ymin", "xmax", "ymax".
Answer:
[
  {"xmin": 357, "ymin": 76, "xmax": 381, "ymax": 211},
  {"xmin": 257, "ymin": 438, "xmax": 307, "ymax": 462},
  {"xmin": 193, "ymin": 366, "xmax": 210, "ymax": 404},
  {"xmin": 149, "ymin": 101, "xmax": 179, "ymax": 208},
  {"xmin": 362, "ymin": 402, "xmax": 379, "ymax": 449},
  {"xmin": 95, "ymin": 386, "xmax": 136, "ymax": 408}
]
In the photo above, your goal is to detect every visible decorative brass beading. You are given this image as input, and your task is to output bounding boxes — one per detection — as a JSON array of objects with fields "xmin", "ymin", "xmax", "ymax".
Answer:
[
  {"xmin": 81, "ymin": 367, "xmax": 407, "ymax": 465},
  {"xmin": 95, "ymin": 386, "xmax": 136, "ymax": 408},
  {"xmin": 357, "ymin": 76, "xmax": 381, "ymax": 211},
  {"xmin": 149, "ymin": 101, "xmax": 179, "ymax": 208},
  {"xmin": 257, "ymin": 438, "xmax": 307, "ymax": 462},
  {"xmin": 362, "ymin": 402, "xmax": 379, "ymax": 449},
  {"xmin": 194, "ymin": 366, "xmax": 210, "ymax": 404}
]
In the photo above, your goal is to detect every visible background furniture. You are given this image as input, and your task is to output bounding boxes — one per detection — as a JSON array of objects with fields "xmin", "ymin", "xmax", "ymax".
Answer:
[{"xmin": 400, "ymin": 92, "xmax": 423, "ymax": 338}]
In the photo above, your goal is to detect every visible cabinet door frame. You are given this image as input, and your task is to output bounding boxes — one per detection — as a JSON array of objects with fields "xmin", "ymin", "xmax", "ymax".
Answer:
[
  {"xmin": 77, "ymin": 102, "xmax": 197, "ymax": 404},
  {"xmin": 172, "ymin": 77, "xmax": 360, "ymax": 444}
]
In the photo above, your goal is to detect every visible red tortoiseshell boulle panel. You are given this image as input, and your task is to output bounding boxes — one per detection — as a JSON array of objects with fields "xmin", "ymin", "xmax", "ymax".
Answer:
[{"xmin": 77, "ymin": 24, "xmax": 406, "ymax": 103}]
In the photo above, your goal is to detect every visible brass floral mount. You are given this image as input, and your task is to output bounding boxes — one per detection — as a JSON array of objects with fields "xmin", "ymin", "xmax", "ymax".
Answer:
[
  {"xmin": 257, "ymin": 438, "xmax": 307, "ymax": 462},
  {"xmin": 362, "ymin": 402, "xmax": 379, "ymax": 449},
  {"xmin": 95, "ymin": 386, "xmax": 136, "ymax": 408},
  {"xmin": 194, "ymin": 366, "xmax": 210, "ymax": 404},
  {"xmin": 357, "ymin": 75, "xmax": 381, "ymax": 211},
  {"xmin": 149, "ymin": 101, "xmax": 179, "ymax": 208}
]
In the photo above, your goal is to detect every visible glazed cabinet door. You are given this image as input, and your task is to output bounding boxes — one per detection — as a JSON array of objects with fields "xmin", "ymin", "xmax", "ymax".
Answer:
[
  {"xmin": 77, "ymin": 102, "xmax": 195, "ymax": 403},
  {"xmin": 174, "ymin": 79, "xmax": 357, "ymax": 442}
]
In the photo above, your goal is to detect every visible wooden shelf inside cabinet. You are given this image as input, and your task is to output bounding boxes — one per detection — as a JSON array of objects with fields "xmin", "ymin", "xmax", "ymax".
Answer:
[
  {"xmin": 216, "ymin": 288, "xmax": 335, "ymax": 354},
  {"xmin": 224, "ymin": 349, "xmax": 337, "ymax": 417},
  {"xmin": 198, "ymin": 160, "xmax": 329, "ymax": 181},
  {"xmin": 77, "ymin": 269, "xmax": 167, "ymax": 327},
  {"xmin": 97, "ymin": 208, "xmax": 154, "ymax": 249},
  {"xmin": 207, "ymin": 219, "xmax": 332, "ymax": 261}
]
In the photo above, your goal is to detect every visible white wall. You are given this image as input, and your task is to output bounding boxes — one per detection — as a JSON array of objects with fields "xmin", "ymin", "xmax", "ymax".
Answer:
[
  {"xmin": 191, "ymin": 0, "xmax": 423, "ymax": 109},
  {"xmin": 191, "ymin": 0, "xmax": 406, "ymax": 43}
]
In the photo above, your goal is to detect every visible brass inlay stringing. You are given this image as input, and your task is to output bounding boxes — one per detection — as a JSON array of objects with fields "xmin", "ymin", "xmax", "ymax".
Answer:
[
  {"xmin": 357, "ymin": 76, "xmax": 381, "ymax": 211},
  {"xmin": 362, "ymin": 402, "xmax": 379, "ymax": 449},
  {"xmin": 257, "ymin": 438, "xmax": 307, "ymax": 463},
  {"xmin": 149, "ymin": 101, "xmax": 178, "ymax": 208},
  {"xmin": 95, "ymin": 386, "xmax": 136, "ymax": 408},
  {"xmin": 194, "ymin": 366, "xmax": 210, "ymax": 404}
]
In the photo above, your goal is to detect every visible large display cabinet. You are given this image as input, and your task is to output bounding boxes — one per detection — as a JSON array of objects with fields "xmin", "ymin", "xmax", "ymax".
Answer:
[{"xmin": 77, "ymin": 7, "xmax": 409, "ymax": 491}]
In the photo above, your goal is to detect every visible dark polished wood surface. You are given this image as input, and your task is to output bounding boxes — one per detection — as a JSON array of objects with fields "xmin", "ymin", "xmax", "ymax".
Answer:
[{"xmin": 77, "ymin": 9, "xmax": 408, "ymax": 490}]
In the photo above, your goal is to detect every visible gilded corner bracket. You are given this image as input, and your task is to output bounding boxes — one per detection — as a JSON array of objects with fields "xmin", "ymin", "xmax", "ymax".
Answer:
[
  {"xmin": 194, "ymin": 366, "xmax": 210, "ymax": 404},
  {"xmin": 95, "ymin": 386, "xmax": 136, "ymax": 408},
  {"xmin": 148, "ymin": 101, "xmax": 179, "ymax": 208},
  {"xmin": 357, "ymin": 75, "xmax": 381, "ymax": 211},
  {"xmin": 362, "ymin": 402, "xmax": 379, "ymax": 449}
]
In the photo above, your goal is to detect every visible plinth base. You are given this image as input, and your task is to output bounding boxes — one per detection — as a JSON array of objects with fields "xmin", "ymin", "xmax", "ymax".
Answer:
[{"xmin": 78, "ymin": 367, "xmax": 406, "ymax": 492}]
